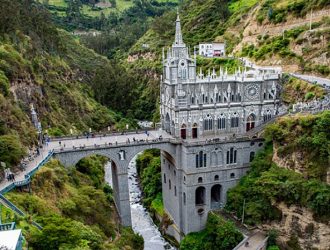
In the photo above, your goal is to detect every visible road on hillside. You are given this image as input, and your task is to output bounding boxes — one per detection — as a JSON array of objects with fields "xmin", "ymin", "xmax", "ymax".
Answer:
[{"xmin": 290, "ymin": 73, "xmax": 330, "ymax": 89}]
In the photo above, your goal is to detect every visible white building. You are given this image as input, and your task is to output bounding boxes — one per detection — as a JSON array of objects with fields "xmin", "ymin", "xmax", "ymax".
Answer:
[{"xmin": 199, "ymin": 42, "xmax": 226, "ymax": 57}]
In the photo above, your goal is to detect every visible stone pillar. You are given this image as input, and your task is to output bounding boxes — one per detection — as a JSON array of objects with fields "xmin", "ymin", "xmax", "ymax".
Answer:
[{"xmin": 116, "ymin": 171, "xmax": 132, "ymax": 226}]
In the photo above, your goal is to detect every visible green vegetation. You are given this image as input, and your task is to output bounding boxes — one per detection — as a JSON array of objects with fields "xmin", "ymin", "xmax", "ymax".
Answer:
[
  {"xmin": 0, "ymin": 135, "xmax": 26, "ymax": 168},
  {"xmin": 226, "ymin": 119, "xmax": 330, "ymax": 225},
  {"xmin": 257, "ymin": 0, "xmax": 330, "ymax": 25},
  {"xmin": 241, "ymin": 34, "xmax": 298, "ymax": 61},
  {"xmin": 0, "ymin": 0, "xmax": 142, "ymax": 170},
  {"xmin": 281, "ymin": 76, "xmax": 326, "ymax": 104},
  {"xmin": 196, "ymin": 56, "xmax": 244, "ymax": 74},
  {"xmin": 264, "ymin": 111, "xmax": 330, "ymax": 181},
  {"xmin": 180, "ymin": 213, "xmax": 243, "ymax": 250},
  {"xmin": 6, "ymin": 156, "xmax": 144, "ymax": 249},
  {"xmin": 136, "ymin": 149, "xmax": 163, "ymax": 213}
]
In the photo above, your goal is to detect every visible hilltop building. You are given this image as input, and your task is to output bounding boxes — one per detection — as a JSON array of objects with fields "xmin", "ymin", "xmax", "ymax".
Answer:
[{"xmin": 198, "ymin": 42, "xmax": 226, "ymax": 57}]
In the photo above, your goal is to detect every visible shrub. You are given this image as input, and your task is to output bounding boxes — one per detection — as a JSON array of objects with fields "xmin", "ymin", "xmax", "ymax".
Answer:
[
  {"xmin": 0, "ymin": 134, "xmax": 26, "ymax": 167},
  {"xmin": 180, "ymin": 213, "xmax": 243, "ymax": 250},
  {"xmin": 0, "ymin": 70, "xmax": 10, "ymax": 96},
  {"xmin": 305, "ymin": 92, "xmax": 315, "ymax": 101}
]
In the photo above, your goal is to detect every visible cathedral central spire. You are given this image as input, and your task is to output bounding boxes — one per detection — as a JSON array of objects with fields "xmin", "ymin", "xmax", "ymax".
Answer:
[{"xmin": 174, "ymin": 12, "xmax": 184, "ymax": 46}]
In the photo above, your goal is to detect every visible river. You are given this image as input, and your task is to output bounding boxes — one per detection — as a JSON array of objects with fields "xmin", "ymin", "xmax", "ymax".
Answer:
[{"xmin": 105, "ymin": 156, "xmax": 175, "ymax": 250}]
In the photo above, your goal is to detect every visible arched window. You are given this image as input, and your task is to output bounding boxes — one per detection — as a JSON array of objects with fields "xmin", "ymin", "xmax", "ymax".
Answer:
[
  {"xmin": 246, "ymin": 113, "xmax": 256, "ymax": 132},
  {"xmin": 214, "ymin": 175, "xmax": 219, "ymax": 181},
  {"xmin": 192, "ymin": 123, "xmax": 198, "ymax": 139},
  {"xmin": 183, "ymin": 192, "xmax": 186, "ymax": 205},
  {"xmin": 198, "ymin": 177, "xmax": 203, "ymax": 183},
  {"xmin": 226, "ymin": 147, "xmax": 237, "ymax": 164},
  {"xmin": 211, "ymin": 184, "xmax": 221, "ymax": 209},
  {"xmin": 169, "ymin": 179, "xmax": 171, "ymax": 190},
  {"xmin": 174, "ymin": 170, "xmax": 176, "ymax": 176},
  {"xmin": 204, "ymin": 115, "xmax": 213, "ymax": 131},
  {"xmin": 231, "ymin": 113, "xmax": 239, "ymax": 128},
  {"xmin": 217, "ymin": 114, "xmax": 226, "ymax": 130},
  {"xmin": 191, "ymin": 96, "xmax": 195, "ymax": 104},
  {"xmin": 195, "ymin": 186, "xmax": 206, "ymax": 205},
  {"xmin": 196, "ymin": 151, "xmax": 207, "ymax": 168},
  {"xmin": 181, "ymin": 124, "xmax": 187, "ymax": 139},
  {"xmin": 183, "ymin": 176, "xmax": 186, "ymax": 183},
  {"xmin": 263, "ymin": 110, "xmax": 272, "ymax": 122},
  {"xmin": 174, "ymin": 186, "xmax": 177, "ymax": 196},
  {"xmin": 164, "ymin": 173, "xmax": 166, "ymax": 183},
  {"xmin": 230, "ymin": 173, "xmax": 235, "ymax": 179}
]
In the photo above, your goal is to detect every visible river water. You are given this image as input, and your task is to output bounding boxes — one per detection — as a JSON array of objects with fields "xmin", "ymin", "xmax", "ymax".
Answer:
[{"xmin": 105, "ymin": 157, "xmax": 175, "ymax": 250}]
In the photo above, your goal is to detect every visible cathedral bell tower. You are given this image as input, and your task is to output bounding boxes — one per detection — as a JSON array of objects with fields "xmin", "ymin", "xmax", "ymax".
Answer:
[{"xmin": 162, "ymin": 13, "xmax": 196, "ymax": 84}]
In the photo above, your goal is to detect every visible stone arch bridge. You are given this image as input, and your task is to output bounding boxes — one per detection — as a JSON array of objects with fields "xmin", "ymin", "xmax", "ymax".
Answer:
[{"xmin": 53, "ymin": 137, "xmax": 179, "ymax": 227}]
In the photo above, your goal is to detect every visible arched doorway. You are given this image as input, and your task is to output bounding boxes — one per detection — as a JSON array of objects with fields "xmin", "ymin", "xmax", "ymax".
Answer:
[
  {"xmin": 246, "ymin": 113, "xmax": 256, "ymax": 132},
  {"xmin": 192, "ymin": 123, "xmax": 198, "ymax": 139},
  {"xmin": 195, "ymin": 186, "xmax": 206, "ymax": 205},
  {"xmin": 181, "ymin": 124, "xmax": 187, "ymax": 139},
  {"xmin": 211, "ymin": 184, "xmax": 221, "ymax": 209}
]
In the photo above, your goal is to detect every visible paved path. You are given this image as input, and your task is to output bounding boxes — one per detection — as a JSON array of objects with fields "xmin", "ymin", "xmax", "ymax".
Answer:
[
  {"xmin": 235, "ymin": 232, "xmax": 267, "ymax": 250},
  {"xmin": 290, "ymin": 73, "xmax": 330, "ymax": 89},
  {"xmin": 0, "ymin": 130, "xmax": 170, "ymax": 193}
]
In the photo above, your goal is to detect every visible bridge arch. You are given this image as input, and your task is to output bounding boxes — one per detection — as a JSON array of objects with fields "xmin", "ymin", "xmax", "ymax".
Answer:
[{"xmin": 53, "ymin": 141, "xmax": 177, "ymax": 228}]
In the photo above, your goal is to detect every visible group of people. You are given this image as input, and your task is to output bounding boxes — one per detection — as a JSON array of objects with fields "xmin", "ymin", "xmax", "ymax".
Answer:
[{"xmin": 6, "ymin": 173, "xmax": 15, "ymax": 182}]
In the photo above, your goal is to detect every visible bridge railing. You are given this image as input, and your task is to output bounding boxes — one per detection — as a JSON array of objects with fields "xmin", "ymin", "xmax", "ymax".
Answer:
[
  {"xmin": 49, "ymin": 129, "xmax": 158, "ymax": 142},
  {"xmin": 0, "ymin": 150, "xmax": 54, "ymax": 195},
  {"xmin": 53, "ymin": 138, "xmax": 176, "ymax": 153},
  {"xmin": 0, "ymin": 194, "xmax": 43, "ymax": 230},
  {"xmin": 0, "ymin": 222, "xmax": 16, "ymax": 231},
  {"xmin": 0, "ymin": 194, "xmax": 25, "ymax": 216}
]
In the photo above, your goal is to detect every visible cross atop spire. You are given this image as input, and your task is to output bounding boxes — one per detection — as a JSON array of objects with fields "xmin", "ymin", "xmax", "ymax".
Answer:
[{"xmin": 173, "ymin": 12, "xmax": 184, "ymax": 46}]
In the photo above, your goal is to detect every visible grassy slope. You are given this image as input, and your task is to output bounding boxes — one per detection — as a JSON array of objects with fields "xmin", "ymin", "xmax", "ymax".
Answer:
[
  {"xmin": 0, "ymin": 0, "xmax": 133, "ymax": 172},
  {"xmin": 226, "ymin": 111, "xmax": 330, "ymax": 224},
  {"xmin": 0, "ymin": 30, "xmax": 118, "ymax": 137},
  {"xmin": 265, "ymin": 111, "xmax": 330, "ymax": 181},
  {"xmin": 281, "ymin": 75, "xmax": 326, "ymax": 105},
  {"xmin": 5, "ymin": 157, "xmax": 143, "ymax": 249},
  {"xmin": 41, "ymin": 0, "xmax": 134, "ymax": 16},
  {"xmin": 129, "ymin": 0, "xmax": 330, "ymax": 76}
]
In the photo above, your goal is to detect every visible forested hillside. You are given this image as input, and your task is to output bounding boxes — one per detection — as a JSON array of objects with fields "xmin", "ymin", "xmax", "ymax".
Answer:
[
  {"xmin": 226, "ymin": 111, "xmax": 330, "ymax": 249},
  {"xmin": 4, "ymin": 156, "xmax": 143, "ymax": 249},
  {"xmin": 0, "ymin": 0, "xmax": 144, "ymax": 170}
]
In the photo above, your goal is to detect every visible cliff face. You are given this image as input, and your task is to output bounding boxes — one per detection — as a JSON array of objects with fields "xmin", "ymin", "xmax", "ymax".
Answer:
[
  {"xmin": 262, "ymin": 202, "xmax": 330, "ymax": 250},
  {"xmin": 130, "ymin": 1, "xmax": 330, "ymax": 77},
  {"xmin": 0, "ymin": 0, "xmax": 120, "ymax": 146}
]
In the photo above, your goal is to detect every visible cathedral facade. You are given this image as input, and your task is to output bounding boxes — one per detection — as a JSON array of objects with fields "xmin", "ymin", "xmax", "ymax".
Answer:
[
  {"xmin": 159, "ymin": 14, "xmax": 282, "ymax": 240},
  {"xmin": 160, "ymin": 15, "xmax": 281, "ymax": 139}
]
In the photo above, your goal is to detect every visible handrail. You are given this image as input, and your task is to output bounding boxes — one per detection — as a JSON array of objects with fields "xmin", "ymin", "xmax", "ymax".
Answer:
[
  {"xmin": 49, "ymin": 129, "xmax": 158, "ymax": 141},
  {"xmin": 0, "ymin": 194, "xmax": 43, "ymax": 230},
  {"xmin": 52, "ymin": 138, "xmax": 176, "ymax": 154},
  {"xmin": 0, "ymin": 194, "xmax": 25, "ymax": 216},
  {"xmin": 0, "ymin": 150, "xmax": 54, "ymax": 195}
]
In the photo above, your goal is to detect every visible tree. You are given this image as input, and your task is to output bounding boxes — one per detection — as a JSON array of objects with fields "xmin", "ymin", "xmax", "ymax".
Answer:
[{"xmin": 0, "ymin": 134, "xmax": 26, "ymax": 167}]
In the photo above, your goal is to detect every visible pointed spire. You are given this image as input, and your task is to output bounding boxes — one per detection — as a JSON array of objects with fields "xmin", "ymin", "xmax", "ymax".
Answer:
[
  {"xmin": 173, "ymin": 12, "xmax": 184, "ymax": 46},
  {"xmin": 227, "ymin": 84, "xmax": 231, "ymax": 93}
]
